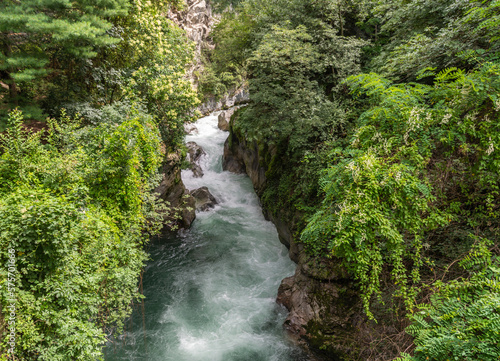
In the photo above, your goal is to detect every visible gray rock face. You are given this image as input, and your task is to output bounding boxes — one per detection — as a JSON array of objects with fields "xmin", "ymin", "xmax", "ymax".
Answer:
[
  {"xmin": 222, "ymin": 129, "xmax": 267, "ymax": 194},
  {"xmin": 277, "ymin": 262, "xmax": 364, "ymax": 357},
  {"xmin": 186, "ymin": 141, "xmax": 206, "ymax": 178},
  {"xmin": 218, "ymin": 106, "xmax": 241, "ymax": 131},
  {"xmin": 190, "ymin": 165, "xmax": 204, "ymax": 178},
  {"xmin": 186, "ymin": 141, "xmax": 205, "ymax": 162},
  {"xmin": 167, "ymin": 0, "xmax": 250, "ymax": 116},
  {"xmin": 184, "ymin": 123, "xmax": 198, "ymax": 135},
  {"xmin": 217, "ymin": 111, "xmax": 230, "ymax": 131},
  {"xmin": 155, "ymin": 152, "xmax": 196, "ymax": 230},
  {"xmin": 167, "ymin": 0, "xmax": 216, "ymax": 88},
  {"xmin": 175, "ymin": 0, "xmax": 214, "ymax": 43},
  {"xmin": 191, "ymin": 186, "xmax": 218, "ymax": 211},
  {"xmin": 198, "ymin": 86, "xmax": 250, "ymax": 115}
]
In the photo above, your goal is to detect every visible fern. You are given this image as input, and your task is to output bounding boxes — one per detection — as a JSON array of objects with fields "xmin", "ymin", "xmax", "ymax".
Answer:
[{"xmin": 402, "ymin": 238, "xmax": 500, "ymax": 361}]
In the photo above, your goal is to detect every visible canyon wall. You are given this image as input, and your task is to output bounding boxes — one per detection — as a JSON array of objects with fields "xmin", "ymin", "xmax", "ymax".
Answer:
[{"xmin": 222, "ymin": 112, "xmax": 376, "ymax": 360}]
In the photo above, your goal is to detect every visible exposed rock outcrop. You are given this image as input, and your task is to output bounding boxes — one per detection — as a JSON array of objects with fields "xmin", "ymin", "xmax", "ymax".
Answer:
[
  {"xmin": 277, "ymin": 255, "xmax": 366, "ymax": 359},
  {"xmin": 184, "ymin": 123, "xmax": 198, "ymax": 135},
  {"xmin": 218, "ymin": 109, "xmax": 232, "ymax": 131},
  {"xmin": 186, "ymin": 141, "xmax": 206, "ymax": 178},
  {"xmin": 199, "ymin": 86, "xmax": 250, "ymax": 115},
  {"xmin": 191, "ymin": 186, "xmax": 218, "ymax": 211},
  {"xmin": 218, "ymin": 105, "xmax": 248, "ymax": 131},
  {"xmin": 155, "ymin": 152, "xmax": 196, "ymax": 229},
  {"xmin": 222, "ymin": 124, "xmax": 267, "ymax": 194},
  {"xmin": 167, "ymin": 0, "xmax": 216, "ymax": 87},
  {"xmin": 187, "ymin": 141, "xmax": 205, "ymax": 162},
  {"xmin": 167, "ymin": 1, "xmax": 250, "ymax": 115},
  {"xmin": 222, "ymin": 110, "xmax": 369, "ymax": 360}
]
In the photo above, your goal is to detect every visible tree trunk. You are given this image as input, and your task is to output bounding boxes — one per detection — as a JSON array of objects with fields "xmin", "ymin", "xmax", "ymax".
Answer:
[{"xmin": 9, "ymin": 77, "xmax": 18, "ymax": 106}]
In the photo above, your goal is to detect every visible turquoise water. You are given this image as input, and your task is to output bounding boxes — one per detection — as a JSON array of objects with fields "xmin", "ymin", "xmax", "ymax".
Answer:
[{"xmin": 104, "ymin": 114, "xmax": 308, "ymax": 361}]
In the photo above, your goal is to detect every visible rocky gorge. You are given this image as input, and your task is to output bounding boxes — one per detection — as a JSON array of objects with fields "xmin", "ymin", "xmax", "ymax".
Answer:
[
  {"xmin": 154, "ymin": 0, "xmax": 250, "ymax": 231},
  {"xmin": 221, "ymin": 111, "xmax": 380, "ymax": 360},
  {"xmin": 161, "ymin": 0, "xmax": 377, "ymax": 358},
  {"xmin": 113, "ymin": 0, "xmax": 500, "ymax": 359}
]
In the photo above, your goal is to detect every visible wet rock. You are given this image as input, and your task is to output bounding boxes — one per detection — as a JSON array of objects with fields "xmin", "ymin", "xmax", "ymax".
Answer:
[
  {"xmin": 191, "ymin": 186, "xmax": 218, "ymax": 211},
  {"xmin": 187, "ymin": 141, "xmax": 206, "ymax": 162},
  {"xmin": 184, "ymin": 123, "xmax": 198, "ymax": 135},
  {"xmin": 191, "ymin": 164, "xmax": 204, "ymax": 178},
  {"xmin": 217, "ymin": 107, "xmax": 237, "ymax": 131},
  {"xmin": 276, "ymin": 262, "xmax": 365, "ymax": 359},
  {"xmin": 263, "ymin": 210, "xmax": 304, "ymax": 264},
  {"xmin": 222, "ymin": 125, "xmax": 267, "ymax": 193},
  {"xmin": 218, "ymin": 112, "xmax": 230, "ymax": 131},
  {"xmin": 186, "ymin": 141, "xmax": 206, "ymax": 178},
  {"xmin": 222, "ymin": 136, "xmax": 246, "ymax": 174},
  {"xmin": 276, "ymin": 276, "xmax": 295, "ymax": 309},
  {"xmin": 155, "ymin": 152, "xmax": 196, "ymax": 230},
  {"xmin": 198, "ymin": 86, "xmax": 250, "ymax": 115}
]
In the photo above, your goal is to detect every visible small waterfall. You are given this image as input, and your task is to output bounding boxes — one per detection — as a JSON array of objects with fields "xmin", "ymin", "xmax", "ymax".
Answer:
[{"xmin": 104, "ymin": 113, "xmax": 308, "ymax": 361}]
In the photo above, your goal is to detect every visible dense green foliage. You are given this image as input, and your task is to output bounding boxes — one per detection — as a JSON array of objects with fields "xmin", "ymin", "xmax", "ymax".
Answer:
[
  {"xmin": 0, "ymin": 0, "xmax": 198, "ymax": 144},
  {"xmin": 0, "ymin": 0, "xmax": 129, "ymax": 79},
  {"xmin": 203, "ymin": 0, "xmax": 368, "ymax": 222},
  {"xmin": 105, "ymin": 0, "xmax": 198, "ymax": 149},
  {"xmin": 206, "ymin": 0, "xmax": 500, "ymax": 358},
  {"xmin": 2, "ymin": 0, "xmax": 500, "ymax": 358},
  {"xmin": 197, "ymin": 8, "xmax": 253, "ymax": 97},
  {"xmin": 0, "ymin": 0, "xmax": 129, "ymax": 123},
  {"xmin": 402, "ymin": 243, "xmax": 500, "ymax": 361},
  {"xmin": 0, "ymin": 106, "xmax": 165, "ymax": 360},
  {"xmin": 0, "ymin": 0, "xmax": 198, "ymax": 359},
  {"xmin": 368, "ymin": 0, "xmax": 500, "ymax": 80},
  {"xmin": 303, "ymin": 63, "xmax": 500, "ymax": 317}
]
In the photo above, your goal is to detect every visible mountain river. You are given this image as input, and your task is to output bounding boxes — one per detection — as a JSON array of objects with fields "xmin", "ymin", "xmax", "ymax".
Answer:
[{"xmin": 104, "ymin": 113, "xmax": 308, "ymax": 361}]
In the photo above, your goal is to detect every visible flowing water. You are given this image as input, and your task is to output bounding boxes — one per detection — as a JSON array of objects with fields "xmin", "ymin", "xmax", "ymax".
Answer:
[{"xmin": 104, "ymin": 113, "xmax": 308, "ymax": 361}]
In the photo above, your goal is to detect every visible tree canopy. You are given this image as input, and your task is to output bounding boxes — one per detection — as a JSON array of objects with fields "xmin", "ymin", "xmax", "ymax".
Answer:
[
  {"xmin": 0, "ymin": 0, "xmax": 128, "ymax": 107},
  {"xmin": 0, "ymin": 0, "xmax": 198, "ymax": 359},
  {"xmin": 204, "ymin": 0, "xmax": 500, "ymax": 358}
]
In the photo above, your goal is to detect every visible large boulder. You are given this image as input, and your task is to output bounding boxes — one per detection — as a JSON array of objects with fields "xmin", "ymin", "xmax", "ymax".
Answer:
[
  {"xmin": 191, "ymin": 186, "xmax": 218, "ymax": 211},
  {"xmin": 187, "ymin": 141, "xmax": 205, "ymax": 162},
  {"xmin": 217, "ymin": 107, "xmax": 237, "ymax": 131},
  {"xmin": 276, "ymin": 254, "xmax": 365, "ymax": 358},
  {"xmin": 155, "ymin": 152, "xmax": 196, "ymax": 230},
  {"xmin": 184, "ymin": 123, "xmax": 198, "ymax": 135},
  {"xmin": 186, "ymin": 141, "xmax": 206, "ymax": 178},
  {"xmin": 167, "ymin": 0, "xmax": 216, "ymax": 87}
]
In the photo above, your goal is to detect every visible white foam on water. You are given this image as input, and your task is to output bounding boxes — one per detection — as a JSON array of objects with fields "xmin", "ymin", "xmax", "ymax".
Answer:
[{"xmin": 105, "ymin": 112, "xmax": 308, "ymax": 361}]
